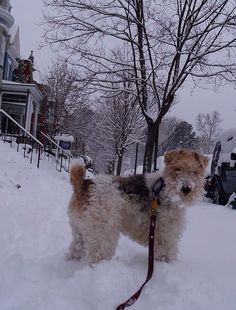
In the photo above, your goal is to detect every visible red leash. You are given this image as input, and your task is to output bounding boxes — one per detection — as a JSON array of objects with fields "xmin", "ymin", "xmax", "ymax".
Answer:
[{"xmin": 116, "ymin": 198, "xmax": 158, "ymax": 310}]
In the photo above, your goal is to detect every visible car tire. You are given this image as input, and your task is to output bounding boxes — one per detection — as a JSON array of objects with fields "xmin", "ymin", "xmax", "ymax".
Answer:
[{"xmin": 212, "ymin": 183, "xmax": 226, "ymax": 205}]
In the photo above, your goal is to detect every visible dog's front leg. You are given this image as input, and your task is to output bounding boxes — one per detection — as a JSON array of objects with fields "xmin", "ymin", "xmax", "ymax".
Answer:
[{"xmin": 154, "ymin": 232, "xmax": 178, "ymax": 263}]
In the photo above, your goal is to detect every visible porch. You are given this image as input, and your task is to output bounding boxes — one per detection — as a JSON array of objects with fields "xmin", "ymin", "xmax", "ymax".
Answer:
[{"xmin": 0, "ymin": 80, "xmax": 43, "ymax": 136}]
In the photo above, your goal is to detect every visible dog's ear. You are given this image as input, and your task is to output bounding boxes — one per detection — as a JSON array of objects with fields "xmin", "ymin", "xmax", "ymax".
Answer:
[
  {"xmin": 164, "ymin": 149, "xmax": 179, "ymax": 165},
  {"xmin": 193, "ymin": 151, "xmax": 209, "ymax": 168},
  {"xmin": 201, "ymin": 154, "xmax": 209, "ymax": 168}
]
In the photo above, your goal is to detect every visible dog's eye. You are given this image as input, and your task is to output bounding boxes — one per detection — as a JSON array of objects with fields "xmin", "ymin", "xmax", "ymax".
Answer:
[{"xmin": 193, "ymin": 171, "xmax": 197, "ymax": 175}]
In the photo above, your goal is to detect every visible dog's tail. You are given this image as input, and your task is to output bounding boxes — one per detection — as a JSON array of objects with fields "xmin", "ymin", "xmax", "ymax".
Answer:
[{"xmin": 70, "ymin": 162, "xmax": 85, "ymax": 192}]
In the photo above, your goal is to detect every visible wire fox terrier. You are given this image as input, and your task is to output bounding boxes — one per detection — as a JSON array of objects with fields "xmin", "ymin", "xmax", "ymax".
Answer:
[{"xmin": 67, "ymin": 149, "xmax": 208, "ymax": 264}]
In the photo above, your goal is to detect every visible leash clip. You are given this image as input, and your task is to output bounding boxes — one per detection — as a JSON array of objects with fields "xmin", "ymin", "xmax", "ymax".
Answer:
[{"xmin": 149, "ymin": 198, "xmax": 158, "ymax": 217}]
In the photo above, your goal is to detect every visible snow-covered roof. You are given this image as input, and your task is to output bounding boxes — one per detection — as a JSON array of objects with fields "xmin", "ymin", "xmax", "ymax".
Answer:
[
  {"xmin": 218, "ymin": 128, "xmax": 236, "ymax": 153},
  {"xmin": 54, "ymin": 134, "xmax": 74, "ymax": 143},
  {"xmin": 217, "ymin": 128, "xmax": 236, "ymax": 167},
  {"xmin": 2, "ymin": 80, "xmax": 43, "ymax": 102}
]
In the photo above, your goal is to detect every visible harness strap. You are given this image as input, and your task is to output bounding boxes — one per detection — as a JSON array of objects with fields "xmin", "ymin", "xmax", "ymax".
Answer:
[
  {"xmin": 116, "ymin": 177, "xmax": 165, "ymax": 310},
  {"xmin": 152, "ymin": 177, "xmax": 165, "ymax": 199}
]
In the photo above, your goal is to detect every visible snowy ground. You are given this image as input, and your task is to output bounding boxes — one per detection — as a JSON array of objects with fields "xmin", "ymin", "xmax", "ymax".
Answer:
[{"xmin": 1, "ymin": 141, "xmax": 236, "ymax": 310}]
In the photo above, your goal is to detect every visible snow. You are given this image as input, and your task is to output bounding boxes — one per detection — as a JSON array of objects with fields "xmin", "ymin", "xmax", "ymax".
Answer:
[
  {"xmin": 1, "ymin": 140, "xmax": 236, "ymax": 310},
  {"xmin": 204, "ymin": 154, "xmax": 213, "ymax": 176},
  {"xmin": 217, "ymin": 128, "xmax": 236, "ymax": 168},
  {"xmin": 123, "ymin": 165, "xmax": 143, "ymax": 176},
  {"xmin": 226, "ymin": 192, "xmax": 236, "ymax": 209},
  {"xmin": 218, "ymin": 128, "xmax": 236, "ymax": 154}
]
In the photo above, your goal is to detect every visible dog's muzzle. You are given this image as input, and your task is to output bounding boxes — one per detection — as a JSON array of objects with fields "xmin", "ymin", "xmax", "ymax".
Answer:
[{"xmin": 181, "ymin": 185, "xmax": 191, "ymax": 195}]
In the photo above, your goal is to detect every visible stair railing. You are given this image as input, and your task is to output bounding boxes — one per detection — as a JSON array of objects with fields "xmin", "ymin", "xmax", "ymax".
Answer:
[
  {"xmin": 40, "ymin": 131, "xmax": 72, "ymax": 172},
  {"xmin": 0, "ymin": 108, "xmax": 44, "ymax": 168}
]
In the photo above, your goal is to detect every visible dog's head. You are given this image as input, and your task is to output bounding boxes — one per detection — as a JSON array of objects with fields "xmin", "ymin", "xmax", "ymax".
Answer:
[{"xmin": 163, "ymin": 149, "xmax": 209, "ymax": 204}]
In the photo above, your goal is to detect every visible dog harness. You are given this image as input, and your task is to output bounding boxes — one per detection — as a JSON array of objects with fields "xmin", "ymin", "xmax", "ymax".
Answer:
[{"xmin": 116, "ymin": 177, "xmax": 165, "ymax": 310}]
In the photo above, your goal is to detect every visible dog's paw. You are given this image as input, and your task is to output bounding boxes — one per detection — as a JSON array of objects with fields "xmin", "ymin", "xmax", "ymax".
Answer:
[{"xmin": 66, "ymin": 251, "xmax": 83, "ymax": 261}]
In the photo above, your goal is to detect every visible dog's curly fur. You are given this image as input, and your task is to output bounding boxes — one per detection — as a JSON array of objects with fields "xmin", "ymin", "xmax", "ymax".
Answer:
[{"xmin": 67, "ymin": 149, "xmax": 208, "ymax": 264}]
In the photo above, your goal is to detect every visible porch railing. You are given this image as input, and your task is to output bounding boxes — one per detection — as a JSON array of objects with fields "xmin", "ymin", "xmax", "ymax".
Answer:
[
  {"xmin": 40, "ymin": 131, "xmax": 72, "ymax": 172},
  {"xmin": 0, "ymin": 108, "xmax": 44, "ymax": 168}
]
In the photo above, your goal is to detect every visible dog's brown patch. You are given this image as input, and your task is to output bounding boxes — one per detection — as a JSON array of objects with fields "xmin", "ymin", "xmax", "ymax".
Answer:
[
  {"xmin": 70, "ymin": 164, "xmax": 85, "ymax": 192},
  {"xmin": 69, "ymin": 163, "xmax": 94, "ymax": 213}
]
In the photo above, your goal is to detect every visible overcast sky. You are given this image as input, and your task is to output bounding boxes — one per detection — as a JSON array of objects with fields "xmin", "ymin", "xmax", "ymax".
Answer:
[
  {"xmin": 10, "ymin": 0, "xmax": 236, "ymax": 131},
  {"xmin": 11, "ymin": 0, "xmax": 54, "ymax": 77}
]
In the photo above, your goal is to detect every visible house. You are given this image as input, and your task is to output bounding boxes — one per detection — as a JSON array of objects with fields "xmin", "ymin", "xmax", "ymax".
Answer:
[{"xmin": 0, "ymin": 0, "xmax": 43, "ymax": 136}]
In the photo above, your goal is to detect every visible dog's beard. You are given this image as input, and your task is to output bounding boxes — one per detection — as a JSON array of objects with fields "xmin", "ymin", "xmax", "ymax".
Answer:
[
  {"xmin": 170, "ymin": 194, "xmax": 182, "ymax": 204},
  {"xmin": 169, "ymin": 194, "xmax": 186, "ymax": 208},
  {"xmin": 168, "ymin": 185, "xmax": 196, "ymax": 207}
]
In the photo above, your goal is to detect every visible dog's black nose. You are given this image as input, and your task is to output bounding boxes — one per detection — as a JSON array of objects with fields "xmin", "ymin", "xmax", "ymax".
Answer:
[{"xmin": 182, "ymin": 186, "xmax": 191, "ymax": 195}]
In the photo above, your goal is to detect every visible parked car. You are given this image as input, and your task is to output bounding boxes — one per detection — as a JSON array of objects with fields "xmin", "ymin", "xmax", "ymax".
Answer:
[{"xmin": 205, "ymin": 128, "xmax": 236, "ymax": 205}]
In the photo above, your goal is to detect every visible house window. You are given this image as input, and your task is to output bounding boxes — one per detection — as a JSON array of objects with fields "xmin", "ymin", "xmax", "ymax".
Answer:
[
  {"xmin": 59, "ymin": 141, "xmax": 71, "ymax": 150},
  {"xmin": 3, "ymin": 54, "xmax": 13, "ymax": 81},
  {"xmin": 2, "ymin": 93, "xmax": 27, "ymax": 104}
]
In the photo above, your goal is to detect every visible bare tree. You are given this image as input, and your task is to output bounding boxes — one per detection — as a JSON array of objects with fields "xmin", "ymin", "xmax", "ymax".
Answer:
[
  {"xmin": 67, "ymin": 103, "xmax": 94, "ymax": 156},
  {"xmin": 89, "ymin": 89, "xmax": 144, "ymax": 175},
  {"xmin": 42, "ymin": 59, "xmax": 93, "ymax": 156},
  {"xmin": 196, "ymin": 110, "xmax": 223, "ymax": 153},
  {"xmin": 163, "ymin": 116, "xmax": 182, "ymax": 137},
  {"xmin": 42, "ymin": 59, "xmax": 80, "ymax": 136},
  {"xmin": 158, "ymin": 116, "xmax": 182, "ymax": 155},
  {"xmin": 44, "ymin": 0, "xmax": 236, "ymax": 171}
]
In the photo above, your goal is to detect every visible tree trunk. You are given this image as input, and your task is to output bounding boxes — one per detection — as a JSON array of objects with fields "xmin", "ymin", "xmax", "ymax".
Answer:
[
  {"xmin": 116, "ymin": 150, "xmax": 124, "ymax": 176},
  {"xmin": 153, "ymin": 123, "xmax": 160, "ymax": 171},
  {"xmin": 134, "ymin": 142, "xmax": 139, "ymax": 175},
  {"xmin": 143, "ymin": 121, "xmax": 158, "ymax": 173},
  {"xmin": 106, "ymin": 160, "xmax": 115, "ymax": 175}
]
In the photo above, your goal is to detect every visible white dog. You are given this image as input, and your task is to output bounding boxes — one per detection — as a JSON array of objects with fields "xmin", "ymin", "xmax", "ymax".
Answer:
[{"xmin": 67, "ymin": 149, "xmax": 208, "ymax": 264}]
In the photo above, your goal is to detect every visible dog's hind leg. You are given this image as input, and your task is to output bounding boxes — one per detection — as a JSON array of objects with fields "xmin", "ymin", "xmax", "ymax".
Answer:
[
  {"xmin": 67, "ymin": 226, "xmax": 85, "ymax": 260},
  {"xmin": 83, "ymin": 224, "xmax": 120, "ymax": 264}
]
